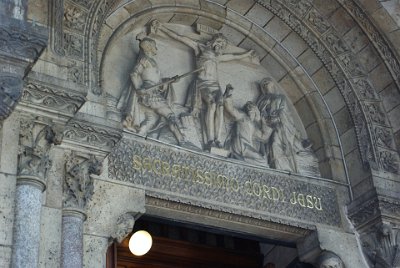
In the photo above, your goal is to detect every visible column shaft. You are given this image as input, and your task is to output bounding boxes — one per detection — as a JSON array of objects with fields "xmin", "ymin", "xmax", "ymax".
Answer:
[
  {"xmin": 61, "ymin": 210, "xmax": 85, "ymax": 268},
  {"xmin": 11, "ymin": 180, "xmax": 44, "ymax": 268}
]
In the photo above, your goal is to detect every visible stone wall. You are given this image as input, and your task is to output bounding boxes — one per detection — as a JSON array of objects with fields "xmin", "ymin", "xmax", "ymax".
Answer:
[{"xmin": 0, "ymin": 0, "xmax": 399, "ymax": 267}]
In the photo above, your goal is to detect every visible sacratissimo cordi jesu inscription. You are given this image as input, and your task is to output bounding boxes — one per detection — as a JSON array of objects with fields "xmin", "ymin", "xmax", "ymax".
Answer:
[{"xmin": 132, "ymin": 155, "xmax": 323, "ymax": 211}]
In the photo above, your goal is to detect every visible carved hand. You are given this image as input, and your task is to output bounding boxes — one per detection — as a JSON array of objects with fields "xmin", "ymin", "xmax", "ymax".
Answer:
[{"xmin": 223, "ymin": 84, "xmax": 234, "ymax": 98}]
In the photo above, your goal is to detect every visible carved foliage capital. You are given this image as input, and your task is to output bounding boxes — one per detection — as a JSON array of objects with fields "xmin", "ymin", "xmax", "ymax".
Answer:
[
  {"xmin": 361, "ymin": 222, "xmax": 400, "ymax": 268},
  {"xmin": 63, "ymin": 153, "xmax": 102, "ymax": 210},
  {"xmin": 18, "ymin": 117, "xmax": 64, "ymax": 179}
]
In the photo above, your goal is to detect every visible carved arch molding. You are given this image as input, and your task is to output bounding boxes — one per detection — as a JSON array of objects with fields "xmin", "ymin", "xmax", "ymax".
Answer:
[{"xmin": 51, "ymin": 0, "xmax": 400, "ymax": 183}]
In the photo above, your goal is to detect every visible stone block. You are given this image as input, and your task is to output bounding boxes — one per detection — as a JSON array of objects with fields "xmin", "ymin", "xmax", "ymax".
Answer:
[
  {"xmin": 169, "ymin": 13, "xmax": 199, "ymax": 26},
  {"xmin": 343, "ymin": 25, "xmax": 369, "ymax": 53},
  {"xmin": 296, "ymin": 98, "xmax": 317, "ymax": 128},
  {"xmin": 0, "ymin": 246, "xmax": 12, "ymax": 268},
  {"xmin": 324, "ymin": 86, "xmax": 345, "ymax": 114},
  {"xmin": 45, "ymin": 148, "xmax": 64, "ymax": 209},
  {"xmin": 264, "ymin": 16, "xmax": 291, "ymax": 43},
  {"xmin": 357, "ymin": 44, "xmax": 381, "ymax": 72},
  {"xmin": 333, "ymin": 107, "xmax": 352, "ymax": 135},
  {"xmin": 149, "ymin": 0, "xmax": 175, "ymax": 7},
  {"xmin": 226, "ymin": 11, "xmax": 252, "ymax": 33},
  {"xmin": 27, "ymin": 0, "xmax": 48, "ymax": 26},
  {"xmin": 311, "ymin": 67, "xmax": 335, "ymax": 95},
  {"xmin": 279, "ymin": 74, "xmax": 303, "ymax": 104},
  {"xmin": 123, "ymin": 0, "xmax": 152, "ymax": 15},
  {"xmin": 200, "ymin": 0, "xmax": 226, "ymax": 19},
  {"xmin": 105, "ymin": 6, "xmax": 130, "ymax": 29},
  {"xmin": 328, "ymin": 7, "xmax": 356, "ymax": 36},
  {"xmin": 249, "ymin": 26, "xmax": 276, "ymax": 51},
  {"xmin": 388, "ymin": 104, "xmax": 400, "ymax": 132},
  {"xmin": 39, "ymin": 206, "xmax": 62, "ymax": 268},
  {"xmin": 260, "ymin": 54, "xmax": 287, "ymax": 82},
  {"xmin": 272, "ymin": 45, "xmax": 299, "ymax": 70},
  {"xmin": 245, "ymin": 3, "xmax": 273, "ymax": 27},
  {"xmin": 380, "ymin": 82, "xmax": 400, "ymax": 113},
  {"xmin": 369, "ymin": 63, "xmax": 393, "ymax": 93},
  {"xmin": 371, "ymin": 7, "xmax": 398, "ymax": 34},
  {"xmin": 0, "ymin": 112, "xmax": 19, "ymax": 174},
  {"xmin": 352, "ymin": 176, "xmax": 374, "ymax": 200},
  {"xmin": 226, "ymin": 0, "xmax": 254, "ymax": 15},
  {"xmin": 316, "ymin": 227, "xmax": 368, "ymax": 268},
  {"xmin": 388, "ymin": 29, "xmax": 400, "ymax": 57},
  {"xmin": 218, "ymin": 25, "xmax": 246, "ymax": 46},
  {"xmin": 312, "ymin": 0, "xmax": 340, "ymax": 19},
  {"xmin": 345, "ymin": 149, "xmax": 371, "ymax": 186},
  {"xmin": 84, "ymin": 179, "xmax": 145, "ymax": 238},
  {"xmin": 357, "ymin": 0, "xmax": 381, "ymax": 14},
  {"xmin": 0, "ymin": 173, "xmax": 16, "ymax": 245},
  {"xmin": 83, "ymin": 235, "xmax": 109, "ymax": 268},
  {"xmin": 340, "ymin": 128, "xmax": 357, "ymax": 156},
  {"xmin": 297, "ymin": 48, "xmax": 323, "ymax": 76},
  {"xmin": 196, "ymin": 17, "xmax": 223, "ymax": 31},
  {"xmin": 176, "ymin": 0, "xmax": 200, "ymax": 8},
  {"xmin": 282, "ymin": 32, "xmax": 308, "ymax": 58},
  {"xmin": 239, "ymin": 37, "xmax": 268, "ymax": 59}
]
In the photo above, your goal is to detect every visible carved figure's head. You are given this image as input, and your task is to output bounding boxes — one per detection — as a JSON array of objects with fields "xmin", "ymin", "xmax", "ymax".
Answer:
[
  {"xmin": 317, "ymin": 251, "xmax": 344, "ymax": 268},
  {"xmin": 260, "ymin": 77, "xmax": 276, "ymax": 94},
  {"xmin": 139, "ymin": 37, "xmax": 157, "ymax": 56},
  {"xmin": 244, "ymin": 101, "xmax": 260, "ymax": 121},
  {"xmin": 209, "ymin": 33, "xmax": 227, "ymax": 54}
]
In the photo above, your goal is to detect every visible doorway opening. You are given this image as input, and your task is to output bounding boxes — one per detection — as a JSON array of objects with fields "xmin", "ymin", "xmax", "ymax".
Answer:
[{"xmin": 107, "ymin": 216, "xmax": 311, "ymax": 268}]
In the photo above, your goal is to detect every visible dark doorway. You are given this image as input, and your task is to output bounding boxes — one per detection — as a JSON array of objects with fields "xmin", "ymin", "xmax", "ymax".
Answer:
[{"xmin": 107, "ymin": 216, "xmax": 299, "ymax": 268}]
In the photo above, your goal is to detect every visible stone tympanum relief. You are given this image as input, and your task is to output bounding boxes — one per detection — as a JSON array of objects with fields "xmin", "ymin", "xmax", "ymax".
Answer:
[{"xmin": 109, "ymin": 22, "xmax": 319, "ymax": 176}]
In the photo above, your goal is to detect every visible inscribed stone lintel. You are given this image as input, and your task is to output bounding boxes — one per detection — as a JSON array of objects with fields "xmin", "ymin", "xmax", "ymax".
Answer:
[{"xmin": 108, "ymin": 136, "xmax": 341, "ymax": 227}]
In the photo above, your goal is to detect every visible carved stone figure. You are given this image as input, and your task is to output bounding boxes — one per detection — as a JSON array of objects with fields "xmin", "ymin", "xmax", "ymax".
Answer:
[
  {"xmin": 18, "ymin": 119, "xmax": 63, "ymax": 178},
  {"xmin": 256, "ymin": 77, "xmax": 297, "ymax": 171},
  {"xmin": 152, "ymin": 20, "xmax": 256, "ymax": 150},
  {"xmin": 117, "ymin": 34, "xmax": 185, "ymax": 145},
  {"xmin": 316, "ymin": 251, "xmax": 344, "ymax": 268},
  {"xmin": 362, "ymin": 223, "xmax": 400, "ymax": 268},
  {"xmin": 223, "ymin": 84, "xmax": 272, "ymax": 165},
  {"xmin": 64, "ymin": 154, "xmax": 102, "ymax": 210}
]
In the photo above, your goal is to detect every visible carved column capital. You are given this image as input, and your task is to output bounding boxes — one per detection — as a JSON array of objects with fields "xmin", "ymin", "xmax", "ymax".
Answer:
[
  {"xmin": 360, "ymin": 222, "xmax": 400, "ymax": 268},
  {"xmin": 17, "ymin": 117, "xmax": 64, "ymax": 184},
  {"xmin": 63, "ymin": 152, "xmax": 102, "ymax": 211}
]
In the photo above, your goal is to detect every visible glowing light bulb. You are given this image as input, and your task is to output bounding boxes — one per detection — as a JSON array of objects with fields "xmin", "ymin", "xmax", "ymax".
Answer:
[{"xmin": 128, "ymin": 230, "xmax": 153, "ymax": 256}]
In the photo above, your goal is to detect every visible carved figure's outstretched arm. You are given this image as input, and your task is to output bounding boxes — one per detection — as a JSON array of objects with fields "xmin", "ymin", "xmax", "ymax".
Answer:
[
  {"xmin": 151, "ymin": 20, "xmax": 199, "ymax": 54},
  {"xmin": 217, "ymin": 49, "xmax": 256, "ymax": 62}
]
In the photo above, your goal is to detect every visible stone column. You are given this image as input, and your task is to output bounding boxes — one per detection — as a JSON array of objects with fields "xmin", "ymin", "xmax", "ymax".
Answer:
[
  {"xmin": 12, "ymin": 119, "xmax": 63, "ymax": 268},
  {"xmin": 61, "ymin": 153, "xmax": 102, "ymax": 268},
  {"xmin": 11, "ymin": 176, "xmax": 45, "ymax": 267},
  {"xmin": 61, "ymin": 209, "xmax": 86, "ymax": 268}
]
